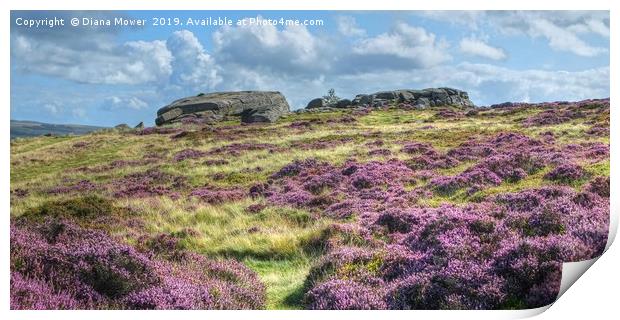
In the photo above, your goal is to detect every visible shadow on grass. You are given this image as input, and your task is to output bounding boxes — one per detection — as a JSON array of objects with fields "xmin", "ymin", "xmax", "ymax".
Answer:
[{"xmin": 282, "ymin": 284, "xmax": 306, "ymax": 309}]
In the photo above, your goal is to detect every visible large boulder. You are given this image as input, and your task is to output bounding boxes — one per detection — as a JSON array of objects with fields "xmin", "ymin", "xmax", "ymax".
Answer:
[
  {"xmin": 156, "ymin": 91, "xmax": 290, "ymax": 125},
  {"xmin": 352, "ymin": 94, "xmax": 373, "ymax": 105},
  {"xmin": 336, "ymin": 99, "xmax": 352, "ymax": 108},
  {"xmin": 306, "ymin": 98, "xmax": 325, "ymax": 109}
]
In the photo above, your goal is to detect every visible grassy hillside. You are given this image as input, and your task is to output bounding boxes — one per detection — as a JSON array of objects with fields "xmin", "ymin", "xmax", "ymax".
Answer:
[{"xmin": 10, "ymin": 100, "xmax": 610, "ymax": 310}]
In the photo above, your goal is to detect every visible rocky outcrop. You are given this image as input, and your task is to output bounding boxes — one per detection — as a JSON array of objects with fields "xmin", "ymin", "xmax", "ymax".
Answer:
[
  {"xmin": 304, "ymin": 88, "xmax": 474, "ymax": 111},
  {"xmin": 156, "ymin": 91, "xmax": 290, "ymax": 126},
  {"xmin": 353, "ymin": 88, "xmax": 474, "ymax": 108}
]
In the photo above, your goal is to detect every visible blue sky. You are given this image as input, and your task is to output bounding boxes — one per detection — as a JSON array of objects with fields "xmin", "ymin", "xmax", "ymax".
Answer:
[{"xmin": 10, "ymin": 10, "xmax": 610, "ymax": 126}]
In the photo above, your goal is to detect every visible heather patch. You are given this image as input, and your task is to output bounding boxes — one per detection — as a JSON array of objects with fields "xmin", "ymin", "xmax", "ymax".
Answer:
[
  {"xmin": 190, "ymin": 186, "xmax": 247, "ymax": 204},
  {"xmin": 208, "ymin": 142, "xmax": 281, "ymax": 156},
  {"xmin": 80, "ymin": 158, "xmax": 159, "ymax": 173},
  {"xmin": 302, "ymin": 186, "xmax": 608, "ymax": 309},
  {"xmin": 586, "ymin": 124, "xmax": 609, "ymax": 136},
  {"xmin": 401, "ymin": 142, "xmax": 434, "ymax": 155},
  {"xmin": 585, "ymin": 176, "xmax": 609, "ymax": 198},
  {"xmin": 10, "ymin": 219, "xmax": 265, "ymax": 309},
  {"xmin": 173, "ymin": 148, "xmax": 207, "ymax": 162},
  {"xmin": 290, "ymin": 136, "xmax": 355, "ymax": 151},
  {"xmin": 266, "ymin": 158, "xmax": 417, "ymax": 212},
  {"xmin": 109, "ymin": 169, "xmax": 186, "ymax": 199},
  {"xmin": 544, "ymin": 163, "xmax": 587, "ymax": 184},
  {"xmin": 523, "ymin": 109, "xmax": 577, "ymax": 127},
  {"xmin": 11, "ymin": 188, "xmax": 29, "ymax": 198},
  {"xmin": 47, "ymin": 179, "xmax": 98, "ymax": 194},
  {"xmin": 22, "ymin": 195, "xmax": 120, "ymax": 221}
]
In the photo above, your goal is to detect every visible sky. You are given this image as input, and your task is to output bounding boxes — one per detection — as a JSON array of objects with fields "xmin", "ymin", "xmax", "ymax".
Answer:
[{"xmin": 10, "ymin": 10, "xmax": 610, "ymax": 126}]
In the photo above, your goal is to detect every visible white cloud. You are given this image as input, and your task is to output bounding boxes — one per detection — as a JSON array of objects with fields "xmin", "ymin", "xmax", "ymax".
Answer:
[
  {"xmin": 101, "ymin": 96, "xmax": 149, "ymax": 111},
  {"xmin": 528, "ymin": 19, "xmax": 607, "ymax": 57},
  {"xmin": 72, "ymin": 108, "xmax": 86, "ymax": 118},
  {"xmin": 343, "ymin": 22, "xmax": 450, "ymax": 72},
  {"xmin": 213, "ymin": 18, "xmax": 331, "ymax": 75},
  {"xmin": 43, "ymin": 103, "xmax": 59, "ymax": 115},
  {"xmin": 420, "ymin": 11, "xmax": 609, "ymax": 57},
  {"xmin": 336, "ymin": 16, "xmax": 366, "ymax": 37},
  {"xmin": 584, "ymin": 19, "xmax": 610, "ymax": 37},
  {"xmin": 167, "ymin": 30, "xmax": 221, "ymax": 91},
  {"xmin": 420, "ymin": 11, "xmax": 485, "ymax": 29},
  {"xmin": 459, "ymin": 37, "xmax": 507, "ymax": 60},
  {"xmin": 11, "ymin": 34, "xmax": 173, "ymax": 85}
]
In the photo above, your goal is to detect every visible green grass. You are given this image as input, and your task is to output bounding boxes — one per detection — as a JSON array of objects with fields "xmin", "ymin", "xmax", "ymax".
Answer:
[
  {"xmin": 244, "ymin": 258, "xmax": 312, "ymax": 309},
  {"xmin": 112, "ymin": 197, "xmax": 330, "ymax": 309}
]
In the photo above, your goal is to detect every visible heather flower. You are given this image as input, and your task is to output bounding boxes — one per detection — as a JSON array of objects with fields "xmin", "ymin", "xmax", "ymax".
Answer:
[
  {"xmin": 305, "ymin": 247, "xmax": 378, "ymax": 288},
  {"xmin": 302, "ymin": 172, "xmax": 340, "ymax": 194},
  {"xmin": 407, "ymin": 153, "xmax": 460, "ymax": 170},
  {"xmin": 522, "ymin": 109, "xmax": 576, "ymax": 127},
  {"xmin": 11, "ymin": 272, "xmax": 80, "ymax": 310},
  {"xmin": 429, "ymin": 176, "xmax": 462, "ymax": 195},
  {"xmin": 586, "ymin": 176, "xmax": 610, "ymax": 198},
  {"xmin": 173, "ymin": 149, "xmax": 206, "ymax": 162},
  {"xmin": 190, "ymin": 186, "xmax": 246, "ymax": 204},
  {"xmin": 111, "ymin": 169, "xmax": 185, "ymax": 199},
  {"xmin": 11, "ymin": 219, "xmax": 266, "ymax": 310},
  {"xmin": 245, "ymin": 203, "xmax": 266, "ymax": 214},
  {"xmin": 368, "ymin": 148, "xmax": 392, "ymax": 156},
  {"xmin": 123, "ymin": 280, "xmax": 214, "ymax": 309},
  {"xmin": 401, "ymin": 142, "xmax": 433, "ymax": 155},
  {"xmin": 203, "ymin": 159, "xmax": 229, "ymax": 166},
  {"xmin": 584, "ymin": 143, "xmax": 609, "ymax": 159},
  {"xmin": 494, "ymin": 190, "xmax": 544, "ymax": 212},
  {"xmin": 586, "ymin": 125, "xmax": 609, "ymax": 136},
  {"xmin": 375, "ymin": 209, "xmax": 417, "ymax": 233},
  {"xmin": 249, "ymin": 183, "xmax": 270, "ymax": 198},
  {"xmin": 379, "ymin": 245, "xmax": 427, "ymax": 281},
  {"xmin": 209, "ymin": 142, "xmax": 280, "ymax": 156},
  {"xmin": 493, "ymin": 237, "xmax": 564, "ymax": 307},
  {"xmin": 305, "ymin": 280, "xmax": 387, "ymax": 310},
  {"xmin": 434, "ymin": 109, "xmax": 464, "ymax": 119},
  {"xmin": 325, "ymin": 199, "xmax": 375, "ymax": 220},
  {"xmin": 544, "ymin": 163, "xmax": 586, "ymax": 183},
  {"xmin": 271, "ymin": 159, "xmax": 321, "ymax": 179},
  {"xmin": 47, "ymin": 180, "xmax": 97, "ymax": 194},
  {"xmin": 11, "ymin": 188, "xmax": 29, "ymax": 198}
]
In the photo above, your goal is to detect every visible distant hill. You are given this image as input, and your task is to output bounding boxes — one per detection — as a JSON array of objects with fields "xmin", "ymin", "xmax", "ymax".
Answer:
[{"xmin": 10, "ymin": 120, "xmax": 107, "ymax": 139}]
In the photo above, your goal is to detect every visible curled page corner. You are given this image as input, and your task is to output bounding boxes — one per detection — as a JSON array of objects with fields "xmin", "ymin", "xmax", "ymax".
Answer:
[
  {"xmin": 553, "ymin": 200, "xmax": 615, "ymax": 303},
  {"xmin": 557, "ymin": 257, "xmax": 599, "ymax": 300},
  {"xmin": 550, "ymin": 200, "xmax": 615, "ymax": 308},
  {"xmin": 507, "ymin": 305, "xmax": 552, "ymax": 319},
  {"xmin": 508, "ymin": 257, "xmax": 601, "ymax": 319},
  {"xmin": 604, "ymin": 202, "xmax": 618, "ymax": 251}
]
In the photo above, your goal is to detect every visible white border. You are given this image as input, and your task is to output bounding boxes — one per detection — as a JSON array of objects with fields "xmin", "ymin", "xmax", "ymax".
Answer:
[{"xmin": 2, "ymin": 1, "xmax": 617, "ymax": 319}]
